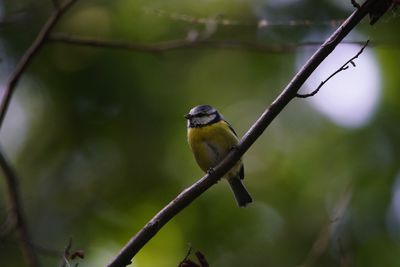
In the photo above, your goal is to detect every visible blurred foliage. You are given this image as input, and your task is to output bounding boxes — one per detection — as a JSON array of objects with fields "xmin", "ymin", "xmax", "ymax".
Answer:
[{"xmin": 0, "ymin": 0, "xmax": 400, "ymax": 266}]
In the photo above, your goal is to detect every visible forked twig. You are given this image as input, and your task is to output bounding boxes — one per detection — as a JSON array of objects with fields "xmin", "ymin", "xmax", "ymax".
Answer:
[{"xmin": 296, "ymin": 40, "xmax": 370, "ymax": 98}]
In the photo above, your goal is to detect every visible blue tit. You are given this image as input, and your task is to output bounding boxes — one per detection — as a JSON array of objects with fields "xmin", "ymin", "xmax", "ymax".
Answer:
[{"xmin": 185, "ymin": 105, "xmax": 252, "ymax": 207}]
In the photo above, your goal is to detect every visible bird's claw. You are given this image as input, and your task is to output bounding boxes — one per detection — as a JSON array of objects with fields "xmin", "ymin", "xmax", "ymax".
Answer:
[{"xmin": 207, "ymin": 168, "xmax": 215, "ymax": 175}]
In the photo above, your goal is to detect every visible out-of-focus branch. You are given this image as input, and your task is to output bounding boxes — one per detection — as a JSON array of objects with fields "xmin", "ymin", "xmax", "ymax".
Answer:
[
  {"xmin": 0, "ymin": 1, "xmax": 79, "ymax": 266},
  {"xmin": 296, "ymin": 40, "xmax": 370, "ymax": 98},
  {"xmin": 48, "ymin": 32, "xmax": 373, "ymax": 54},
  {"xmin": 299, "ymin": 186, "xmax": 353, "ymax": 267},
  {"xmin": 143, "ymin": 7, "xmax": 346, "ymax": 27},
  {"xmin": 107, "ymin": 1, "xmax": 382, "ymax": 266},
  {"xmin": 178, "ymin": 248, "xmax": 209, "ymax": 267},
  {"xmin": 0, "ymin": 149, "xmax": 39, "ymax": 267},
  {"xmin": 0, "ymin": 0, "xmax": 79, "ymax": 131}
]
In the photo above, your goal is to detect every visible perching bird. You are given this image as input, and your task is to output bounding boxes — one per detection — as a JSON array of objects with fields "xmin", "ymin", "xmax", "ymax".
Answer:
[{"xmin": 185, "ymin": 105, "xmax": 252, "ymax": 207}]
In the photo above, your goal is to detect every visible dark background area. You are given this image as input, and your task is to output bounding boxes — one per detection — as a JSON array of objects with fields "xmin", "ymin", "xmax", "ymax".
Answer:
[{"xmin": 0, "ymin": 0, "xmax": 399, "ymax": 266}]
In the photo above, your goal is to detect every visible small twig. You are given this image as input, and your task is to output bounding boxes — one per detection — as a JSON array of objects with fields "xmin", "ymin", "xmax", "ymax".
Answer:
[
  {"xmin": 0, "ymin": 149, "xmax": 39, "ymax": 267},
  {"xmin": 180, "ymin": 244, "xmax": 193, "ymax": 264},
  {"xmin": 351, "ymin": 0, "xmax": 361, "ymax": 9},
  {"xmin": 59, "ymin": 238, "xmax": 73, "ymax": 267},
  {"xmin": 368, "ymin": 0, "xmax": 399, "ymax": 25},
  {"xmin": 299, "ymin": 186, "xmax": 352, "ymax": 267},
  {"xmin": 296, "ymin": 40, "xmax": 369, "ymax": 98},
  {"xmin": 178, "ymin": 248, "xmax": 209, "ymax": 267},
  {"xmin": 195, "ymin": 251, "xmax": 209, "ymax": 267},
  {"xmin": 144, "ymin": 7, "xmax": 347, "ymax": 27},
  {"xmin": 0, "ymin": 0, "xmax": 79, "ymax": 131},
  {"xmin": 59, "ymin": 237, "xmax": 84, "ymax": 267}
]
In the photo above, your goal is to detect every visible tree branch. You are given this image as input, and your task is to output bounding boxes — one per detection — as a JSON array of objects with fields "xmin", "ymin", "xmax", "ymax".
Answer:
[
  {"xmin": 0, "ymin": 0, "xmax": 79, "ymax": 131},
  {"xmin": 296, "ymin": 40, "xmax": 370, "ymax": 98},
  {"xmin": 48, "ymin": 32, "xmax": 371, "ymax": 54},
  {"xmin": 299, "ymin": 186, "xmax": 352, "ymax": 267},
  {"xmin": 107, "ymin": 1, "xmax": 380, "ymax": 266},
  {"xmin": 0, "ymin": 1, "xmax": 79, "ymax": 266},
  {"xmin": 0, "ymin": 149, "xmax": 39, "ymax": 267}
]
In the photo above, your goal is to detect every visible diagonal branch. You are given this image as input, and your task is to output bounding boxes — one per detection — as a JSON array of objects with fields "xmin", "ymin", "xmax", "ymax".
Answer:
[
  {"xmin": 107, "ymin": 1, "xmax": 381, "ymax": 267},
  {"xmin": 0, "ymin": 0, "xmax": 79, "ymax": 131},
  {"xmin": 0, "ymin": 149, "xmax": 39, "ymax": 267},
  {"xmin": 296, "ymin": 40, "xmax": 370, "ymax": 98}
]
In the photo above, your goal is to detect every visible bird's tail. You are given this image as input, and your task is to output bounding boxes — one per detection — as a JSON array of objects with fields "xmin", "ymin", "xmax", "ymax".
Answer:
[{"xmin": 228, "ymin": 176, "xmax": 253, "ymax": 207}]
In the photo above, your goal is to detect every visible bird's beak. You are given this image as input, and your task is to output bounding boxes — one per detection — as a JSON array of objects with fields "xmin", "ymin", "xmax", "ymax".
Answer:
[{"xmin": 184, "ymin": 113, "xmax": 192, "ymax": 119}]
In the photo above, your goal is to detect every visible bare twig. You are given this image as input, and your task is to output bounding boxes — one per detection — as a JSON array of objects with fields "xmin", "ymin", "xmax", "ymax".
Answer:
[
  {"xmin": 195, "ymin": 251, "xmax": 209, "ymax": 267},
  {"xmin": 299, "ymin": 186, "xmax": 352, "ymax": 267},
  {"xmin": 0, "ymin": 149, "xmax": 39, "ymax": 267},
  {"xmin": 296, "ymin": 40, "xmax": 370, "ymax": 98},
  {"xmin": 144, "ymin": 7, "xmax": 346, "ymax": 27},
  {"xmin": 107, "ymin": 1, "xmax": 380, "ymax": 267},
  {"xmin": 59, "ymin": 238, "xmax": 84, "ymax": 267},
  {"xmin": 48, "ymin": 32, "xmax": 374, "ymax": 54},
  {"xmin": 351, "ymin": 0, "xmax": 361, "ymax": 9},
  {"xmin": 59, "ymin": 238, "xmax": 73, "ymax": 267},
  {"xmin": 368, "ymin": 0, "xmax": 399, "ymax": 25},
  {"xmin": 180, "ymin": 245, "xmax": 193, "ymax": 264},
  {"xmin": 178, "ymin": 248, "xmax": 209, "ymax": 267},
  {"xmin": 0, "ymin": 0, "xmax": 79, "ymax": 131}
]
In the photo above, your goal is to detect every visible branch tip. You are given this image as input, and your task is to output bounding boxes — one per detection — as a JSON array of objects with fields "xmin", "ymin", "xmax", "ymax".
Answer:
[{"xmin": 296, "ymin": 39, "xmax": 369, "ymax": 99}]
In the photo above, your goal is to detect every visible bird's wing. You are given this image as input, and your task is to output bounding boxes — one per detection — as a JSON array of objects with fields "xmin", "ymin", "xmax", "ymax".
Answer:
[{"xmin": 223, "ymin": 119, "xmax": 238, "ymax": 137}]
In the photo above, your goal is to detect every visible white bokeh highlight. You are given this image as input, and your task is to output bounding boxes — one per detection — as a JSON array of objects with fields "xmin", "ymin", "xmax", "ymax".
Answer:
[{"xmin": 297, "ymin": 37, "xmax": 381, "ymax": 128}]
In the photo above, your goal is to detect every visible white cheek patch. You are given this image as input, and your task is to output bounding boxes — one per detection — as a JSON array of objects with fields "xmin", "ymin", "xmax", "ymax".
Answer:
[{"xmin": 192, "ymin": 114, "xmax": 217, "ymax": 126}]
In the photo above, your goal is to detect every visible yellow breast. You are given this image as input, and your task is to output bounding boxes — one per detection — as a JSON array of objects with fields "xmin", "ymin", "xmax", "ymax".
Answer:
[{"xmin": 187, "ymin": 120, "xmax": 241, "ymax": 177}]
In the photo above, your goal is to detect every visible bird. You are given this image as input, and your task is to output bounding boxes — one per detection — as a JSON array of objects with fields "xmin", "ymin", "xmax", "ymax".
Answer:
[{"xmin": 185, "ymin": 105, "xmax": 253, "ymax": 207}]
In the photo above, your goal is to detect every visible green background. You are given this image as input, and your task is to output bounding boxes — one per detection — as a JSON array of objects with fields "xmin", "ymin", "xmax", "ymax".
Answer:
[{"xmin": 1, "ymin": 0, "xmax": 400, "ymax": 266}]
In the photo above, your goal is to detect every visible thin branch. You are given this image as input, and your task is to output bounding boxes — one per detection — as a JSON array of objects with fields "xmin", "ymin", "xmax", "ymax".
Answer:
[
  {"xmin": 143, "ymin": 7, "xmax": 347, "ymax": 28},
  {"xmin": 0, "ymin": 0, "xmax": 79, "ymax": 131},
  {"xmin": 296, "ymin": 40, "xmax": 370, "ymax": 98},
  {"xmin": 299, "ymin": 186, "xmax": 352, "ymax": 267},
  {"xmin": 180, "ymin": 244, "xmax": 193, "ymax": 265},
  {"xmin": 107, "ymin": 1, "xmax": 380, "ymax": 267},
  {"xmin": 48, "ymin": 32, "xmax": 373, "ymax": 54},
  {"xmin": 0, "ymin": 149, "xmax": 39, "ymax": 267},
  {"xmin": 368, "ymin": 0, "xmax": 399, "ymax": 25},
  {"xmin": 0, "ymin": 1, "xmax": 79, "ymax": 266},
  {"xmin": 178, "ymin": 248, "xmax": 209, "ymax": 267},
  {"xmin": 48, "ymin": 32, "xmax": 296, "ymax": 53},
  {"xmin": 351, "ymin": 0, "xmax": 361, "ymax": 9},
  {"xmin": 195, "ymin": 251, "xmax": 209, "ymax": 267},
  {"xmin": 59, "ymin": 238, "xmax": 73, "ymax": 267}
]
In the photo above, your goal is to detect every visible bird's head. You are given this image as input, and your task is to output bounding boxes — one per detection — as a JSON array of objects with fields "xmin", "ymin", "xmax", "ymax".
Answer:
[{"xmin": 185, "ymin": 105, "xmax": 222, "ymax": 128}]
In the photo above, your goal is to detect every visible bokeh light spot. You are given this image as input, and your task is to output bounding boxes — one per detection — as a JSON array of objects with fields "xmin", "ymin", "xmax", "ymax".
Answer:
[{"xmin": 297, "ymin": 35, "xmax": 381, "ymax": 128}]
